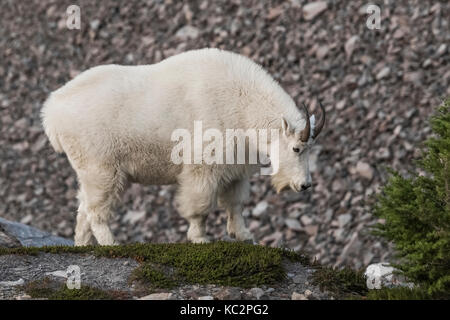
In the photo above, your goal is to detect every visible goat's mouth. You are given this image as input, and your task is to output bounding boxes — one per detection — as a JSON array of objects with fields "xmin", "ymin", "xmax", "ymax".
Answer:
[
  {"xmin": 289, "ymin": 183, "xmax": 301, "ymax": 193},
  {"xmin": 276, "ymin": 184, "xmax": 291, "ymax": 194}
]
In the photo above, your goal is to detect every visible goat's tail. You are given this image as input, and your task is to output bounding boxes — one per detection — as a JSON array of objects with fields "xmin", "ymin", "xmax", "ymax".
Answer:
[{"xmin": 41, "ymin": 95, "xmax": 64, "ymax": 153}]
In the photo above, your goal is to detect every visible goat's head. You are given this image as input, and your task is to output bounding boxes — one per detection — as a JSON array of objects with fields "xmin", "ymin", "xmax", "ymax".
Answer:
[{"xmin": 271, "ymin": 101, "xmax": 326, "ymax": 193}]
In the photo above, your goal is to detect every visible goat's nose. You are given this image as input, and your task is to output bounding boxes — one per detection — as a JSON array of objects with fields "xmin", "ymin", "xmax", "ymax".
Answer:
[{"xmin": 301, "ymin": 183, "xmax": 311, "ymax": 190}]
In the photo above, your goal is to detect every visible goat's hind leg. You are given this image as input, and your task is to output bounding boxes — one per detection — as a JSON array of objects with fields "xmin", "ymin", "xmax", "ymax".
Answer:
[{"xmin": 76, "ymin": 166, "xmax": 126, "ymax": 245}]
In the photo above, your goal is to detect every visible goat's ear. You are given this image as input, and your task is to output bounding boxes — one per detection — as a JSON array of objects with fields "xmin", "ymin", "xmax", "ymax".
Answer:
[{"xmin": 281, "ymin": 117, "xmax": 292, "ymax": 136}]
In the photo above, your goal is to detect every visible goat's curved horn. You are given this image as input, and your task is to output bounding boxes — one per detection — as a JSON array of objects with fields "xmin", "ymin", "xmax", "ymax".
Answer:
[
  {"xmin": 300, "ymin": 103, "xmax": 310, "ymax": 142},
  {"xmin": 312, "ymin": 100, "xmax": 326, "ymax": 139}
]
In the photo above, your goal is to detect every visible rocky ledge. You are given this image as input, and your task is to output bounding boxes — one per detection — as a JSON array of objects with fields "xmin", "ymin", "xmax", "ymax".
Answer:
[{"xmin": 0, "ymin": 218, "xmax": 330, "ymax": 300}]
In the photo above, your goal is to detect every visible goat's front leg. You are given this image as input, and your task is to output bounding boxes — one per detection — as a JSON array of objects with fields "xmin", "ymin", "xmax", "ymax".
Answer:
[
  {"xmin": 226, "ymin": 203, "xmax": 253, "ymax": 242},
  {"xmin": 74, "ymin": 199, "xmax": 95, "ymax": 245},
  {"xmin": 219, "ymin": 179, "xmax": 254, "ymax": 242}
]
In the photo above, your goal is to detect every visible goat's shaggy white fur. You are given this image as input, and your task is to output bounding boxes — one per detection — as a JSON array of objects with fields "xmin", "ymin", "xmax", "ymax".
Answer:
[{"xmin": 42, "ymin": 48, "xmax": 315, "ymax": 245}]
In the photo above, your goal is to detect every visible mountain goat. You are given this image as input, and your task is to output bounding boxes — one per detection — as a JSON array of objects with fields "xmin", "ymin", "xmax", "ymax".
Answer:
[{"xmin": 41, "ymin": 48, "xmax": 325, "ymax": 245}]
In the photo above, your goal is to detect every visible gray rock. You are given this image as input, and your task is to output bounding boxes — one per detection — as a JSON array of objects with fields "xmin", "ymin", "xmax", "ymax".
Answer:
[
  {"xmin": 214, "ymin": 288, "xmax": 242, "ymax": 300},
  {"xmin": 122, "ymin": 210, "xmax": 146, "ymax": 224},
  {"xmin": 292, "ymin": 274, "xmax": 304, "ymax": 284},
  {"xmin": 249, "ymin": 287, "xmax": 265, "ymax": 300},
  {"xmin": 303, "ymin": 1, "xmax": 328, "ymax": 20},
  {"xmin": 175, "ymin": 25, "xmax": 200, "ymax": 40},
  {"xmin": 338, "ymin": 214, "xmax": 352, "ymax": 228},
  {"xmin": 345, "ymin": 36, "xmax": 359, "ymax": 59},
  {"xmin": 0, "ymin": 225, "xmax": 22, "ymax": 248},
  {"xmin": 252, "ymin": 201, "xmax": 268, "ymax": 217},
  {"xmin": 139, "ymin": 292, "xmax": 173, "ymax": 300},
  {"xmin": 285, "ymin": 219, "xmax": 302, "ymax": 231},
  {"xmin": 0, "ymin": 217, "xmax": 73, "ymax": 248},
  {"xmin": 304, "ymin": 289, "xmax": 313, "ymax": 298},
  {"xmin": 0, "ymin": 278, "xmax": 24, "ymax": 286},
  {"xmin": 335, "ymin": 232, "xmax": 362, "ymax": 266}
]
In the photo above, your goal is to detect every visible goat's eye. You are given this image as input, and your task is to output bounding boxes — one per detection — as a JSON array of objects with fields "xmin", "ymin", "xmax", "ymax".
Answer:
[{"xmin": 293, "ymin": 147, "xmax": 300, "ymax": 153}]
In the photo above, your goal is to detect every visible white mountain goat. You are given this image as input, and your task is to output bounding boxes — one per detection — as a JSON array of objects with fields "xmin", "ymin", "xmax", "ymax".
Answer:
[{"xmin": 41, "ymin": 48, "xmax": 325, "ymax": 245}]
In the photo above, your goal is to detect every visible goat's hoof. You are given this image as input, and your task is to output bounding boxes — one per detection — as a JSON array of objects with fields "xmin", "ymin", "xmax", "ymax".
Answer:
[{"xmin": 189, "ymin": 236, "xmax": 211, "ymax": 244}]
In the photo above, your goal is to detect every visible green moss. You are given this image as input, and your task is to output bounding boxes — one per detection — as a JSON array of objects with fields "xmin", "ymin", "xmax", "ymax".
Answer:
[
  {"xmin": 365, "ymin": 286, "xmax": 446, "ymax": 300},
  {"xmin": 311, "ymin": 265, "xmax": 368, "ymax": 299},
  {"xmin": 131, "ymin": 263, "xmax": 178, "ymax": 289},
  {"xmin": 1, "ymin": 241, "xmax": 309, "ymax": 289},
  {"xmin": 310, "ymin": 265, "xmax": 448, "ymax": 300},
  {"xmin": 23, "ymin": 278, "xmax": 128, "ymax": 300}
]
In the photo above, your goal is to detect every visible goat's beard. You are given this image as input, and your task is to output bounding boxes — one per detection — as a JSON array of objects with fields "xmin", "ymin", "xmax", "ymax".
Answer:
[{"xmin": 271, "ymin": 173, "xmax": 291, "ymax": 194}]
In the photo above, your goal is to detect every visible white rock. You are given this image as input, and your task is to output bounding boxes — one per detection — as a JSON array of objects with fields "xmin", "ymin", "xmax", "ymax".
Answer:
[
  {"xmin": 291, "ymin": 292, "xmax": 307, "ymax": 300},
  {"xmin": 316, "ymin": 45, "xmax": 329, "ymax": 59},
  {"xmin": 345, "ymin": 36, "xmax": 359, "ymax": 59},
  {"xmin": 437, "ymin": 44, "xmax": 447, "ymax": 56},
  {"xmin": 252, "ymin": 201, "xmax": 268, "ymax": 217},
  {"xmin": 303, "ymin": 1, "xmax": 328, "ymax": 20},
  {"xmin": 336, "ymin": 99, "xmax": 346, "ymax": 110},
  {"xmin": 20, "ymin": 214, "xmax": 33, "ymax": 224},
  {"xmin": 376, "ymin": 67, "xmax": 391, "ymax": 80},
  {"xmin": 175, "ymin": 25, "xmax": 200, "ymax": 40},
  {"xmin": 355, "ymin": 161, "xmax": 374, "ymax": 180},
  {"xmin": 304, "ymin": 289, "xmax": 313, "ymax": 297},
  {"xmin": 365, "ymin": 263, "xmax": 414, "ymax": 289},
  {"xmin": 122, "ymin": 210, "xmax": 146, "ymax": 224},
  {"xmin": 90, "ymin": 19, "xmax": 100, "ymax": 30},
  {"xmin": 45, "ymin": 270, "xmax": 68, "ymax": 278},
  {"xmin": 300, "ymin": 215, "xmax": 313, "ymax": 226},
  {"xmin": 338, "ymin": 213, "xmax": 352, "ymax": 228},
  {"xmin": 138, "ymin": 292, "xmax": 173, "ymax": 300},
  {"xmin": 198, "ymin": 295, "xmax": 214, "ymax": 300},
  {"xmin": 249, "ymin": 287, "xmax": 265, "ymax": 299}
]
